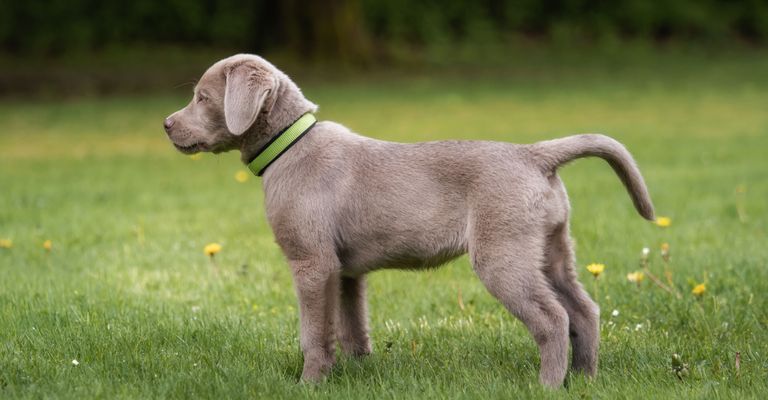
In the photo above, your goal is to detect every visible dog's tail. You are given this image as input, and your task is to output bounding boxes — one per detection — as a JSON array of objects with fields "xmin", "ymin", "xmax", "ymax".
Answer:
[{"xmin": 530, "ymin": 134, "xmax": 655, "ymax": 221}]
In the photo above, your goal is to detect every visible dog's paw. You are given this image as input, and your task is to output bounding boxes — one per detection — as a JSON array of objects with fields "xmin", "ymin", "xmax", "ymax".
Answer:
[
  {"xmin": 299, "ymin": 355, "xmax": 335, "ymax": 384},
  {"xmin": 340, "ymin": 340, "xmax": 372, "ymax": 357},
  {"xmin": 300, "ymin": 368, "xmax": 330, "ymax": 384}
]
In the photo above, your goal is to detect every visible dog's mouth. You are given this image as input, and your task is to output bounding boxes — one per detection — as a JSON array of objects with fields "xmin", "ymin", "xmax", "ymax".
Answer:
[{"xmin": 173, "ymin": 142, "xmax": 206, "ymax": 154}]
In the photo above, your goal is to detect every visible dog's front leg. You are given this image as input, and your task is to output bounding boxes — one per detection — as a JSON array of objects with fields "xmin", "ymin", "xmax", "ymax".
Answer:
[
  {"xmin": 338, "ymin": 276, "xmax": 372, "ymax": 356},
  {"xmin": 290, "ymin": 258, "xmax": 340, "ymax": 383}
]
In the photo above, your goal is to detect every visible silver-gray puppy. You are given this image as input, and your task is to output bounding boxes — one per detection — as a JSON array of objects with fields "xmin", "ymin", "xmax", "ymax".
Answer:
[{"xmin": 164, "ymin": 54, "xmax": 655, "ymax": 387}]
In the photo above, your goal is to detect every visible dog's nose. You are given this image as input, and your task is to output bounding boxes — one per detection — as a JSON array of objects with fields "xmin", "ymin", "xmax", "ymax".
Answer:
[{"xmin": 163, "ymin": 117, "xmax": 175, "ymax": 132}]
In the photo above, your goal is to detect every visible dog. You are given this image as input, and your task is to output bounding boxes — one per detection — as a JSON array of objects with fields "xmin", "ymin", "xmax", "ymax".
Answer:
[{"xmin": 163, "ymin": 54, "xmax": 655, "ymax": 387}]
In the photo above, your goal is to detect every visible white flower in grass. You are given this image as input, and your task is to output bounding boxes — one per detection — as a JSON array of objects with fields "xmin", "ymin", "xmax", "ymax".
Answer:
[
  {"xmin": 611, "ymin": 309, "xmax": 619, "ymax": 317},
  {"xmin": 635, "ymin": 323, "xmax": 643, "ymax": 331},
  {"xmin": 72, "ymin": 359, "xmax": 80, "ymax": 366}
]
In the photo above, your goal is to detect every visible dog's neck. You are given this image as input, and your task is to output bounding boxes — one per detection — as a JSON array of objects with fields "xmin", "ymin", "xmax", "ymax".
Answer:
[{"xmin": 239, "ymin": 79, "xmax": 317, "ymax": 165}]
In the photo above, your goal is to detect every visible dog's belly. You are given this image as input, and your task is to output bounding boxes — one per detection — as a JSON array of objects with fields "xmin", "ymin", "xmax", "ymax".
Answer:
[
  {"xmin": 338, "ymin": 243, "xmax": 467, "ymax": 277},
  {"xmin": 337, "ymin": 224, "xmax": 468, "ymax": 277}
]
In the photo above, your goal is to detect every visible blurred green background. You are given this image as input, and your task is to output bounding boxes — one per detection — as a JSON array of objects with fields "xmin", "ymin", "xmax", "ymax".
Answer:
[{"xmin": 2, "ymin": 0, "xmax": 768, "ymax": 96}]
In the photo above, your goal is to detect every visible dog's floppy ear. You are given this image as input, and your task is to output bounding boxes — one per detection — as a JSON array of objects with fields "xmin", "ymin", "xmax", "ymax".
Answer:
[{"xmin": 224, "ymin": 64, "xmax": 277, "ymax": 135}]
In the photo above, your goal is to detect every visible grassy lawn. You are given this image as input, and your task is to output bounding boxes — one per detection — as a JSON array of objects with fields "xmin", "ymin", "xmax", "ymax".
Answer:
[{"xmin": 1, "ymin": 51, "xmax": 767, "ymax": 398}]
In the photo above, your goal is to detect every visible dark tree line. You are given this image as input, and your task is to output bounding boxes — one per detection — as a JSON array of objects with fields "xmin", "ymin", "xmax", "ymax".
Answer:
[{"xmin": 2, "ymin": 0, "xmax": 767, "ymax": 61}]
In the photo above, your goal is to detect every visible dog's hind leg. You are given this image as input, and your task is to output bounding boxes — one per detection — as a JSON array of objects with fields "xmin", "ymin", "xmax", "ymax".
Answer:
[
  {"xmin": 470, "ymin": 232, "xmax": 569, "ymax": 387},
  {"xmin": 543, "ymin": 223, "xmax": 600, "ymax": 376},
  {"xmin": 337, "ymin": 276, "xmax": 372, "ymax": 356}
]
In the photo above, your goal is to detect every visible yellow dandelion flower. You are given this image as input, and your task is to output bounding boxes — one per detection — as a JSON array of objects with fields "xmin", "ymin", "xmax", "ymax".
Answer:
[
  {"xmin": 692, "ymin": 283, "xmax": 706, "ymax": 296},
  {"xmin": 204, "ymin": 243, "xmax": 222, "ymax": 257},
  {"xmin": 655, "ymin": 216, "xmax": 671, "ymax": 227},
  {"xmin": 0, "ymin": 238, "xmax": 12, "ymax": 249},
  {"xmin": 627, "ymin": 271, "xmax": 645, "ymax": 283},
  {"xmin": 234, "ymin": 170, "xmax": 250, "ymax": 183},
  {"xmin": 43, "ymin": 239, "xmax": 52, "ymax": 251},
  {"xmin": 586, "ymin": 263, "xmax": 605, "ymax": 278},
  {"xmin": 189, "ymin": 153, "xmax": 203, "ymax": 160}
]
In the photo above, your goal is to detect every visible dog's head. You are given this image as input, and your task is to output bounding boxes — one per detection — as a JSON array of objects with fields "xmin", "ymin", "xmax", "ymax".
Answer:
[{"xmin": 163, "ymin": 54, "xmax": 316, "ymax": 156}]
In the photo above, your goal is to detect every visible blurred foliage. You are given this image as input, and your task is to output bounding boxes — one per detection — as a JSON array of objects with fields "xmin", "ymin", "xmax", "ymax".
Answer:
[
  {"xmin": 0, "ymin": 0, "xmax": 266, "ymax": 52},
  {"xmin": 362, "ymin": 0, "xmax": 768, "ymax": 44},
  {"xmin": 1, "ymin": 0, "xmax": 768, "ymax": 63}
]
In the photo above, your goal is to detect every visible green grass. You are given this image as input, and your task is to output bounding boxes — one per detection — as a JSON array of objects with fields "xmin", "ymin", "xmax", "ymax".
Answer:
[{"xmin": 1, "ymin": 52, "xmax": 768, "ymax": 399}]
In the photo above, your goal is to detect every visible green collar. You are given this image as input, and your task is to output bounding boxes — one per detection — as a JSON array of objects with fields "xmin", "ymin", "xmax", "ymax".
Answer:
[{"xmin": 247, "ymin": 113, "xmax": 317, "ymax": 176}]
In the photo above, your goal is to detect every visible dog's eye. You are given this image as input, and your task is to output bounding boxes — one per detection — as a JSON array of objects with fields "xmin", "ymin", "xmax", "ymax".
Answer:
[{"xmin": 197, "ymin": 94, "xmax": 207, "ymax": 104}]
